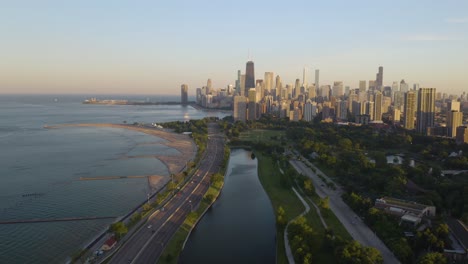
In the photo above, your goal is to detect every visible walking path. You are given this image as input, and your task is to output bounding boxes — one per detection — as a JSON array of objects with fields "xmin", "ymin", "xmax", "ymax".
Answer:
[
  {"xmin": 294, "ymin": 184, "xmax": 328, "ymax": 229},
  {"xmin": 284, "ymin": 187, "xmax": 310, "ymax": 264},
  {"xmin": 288, "ymin": 154, "xmax": 400, "ymax": 264}
]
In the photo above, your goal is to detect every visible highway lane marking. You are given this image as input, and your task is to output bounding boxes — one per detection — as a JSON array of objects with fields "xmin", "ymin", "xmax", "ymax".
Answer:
[{"xmin": 132, "ymin": 136, "xmax": 222, "ymax": 263}]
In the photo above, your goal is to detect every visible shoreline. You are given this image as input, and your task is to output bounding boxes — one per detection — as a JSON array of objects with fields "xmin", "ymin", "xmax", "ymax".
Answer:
[{"xmin": 47, "ymin": 123, "xmax": 197, "ymax": 179}]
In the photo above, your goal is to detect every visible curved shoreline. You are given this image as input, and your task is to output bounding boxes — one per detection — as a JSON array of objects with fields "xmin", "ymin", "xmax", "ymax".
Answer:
[{"xmin": 47, "ymin": 123, "xmax": 197, "ymax": 177}]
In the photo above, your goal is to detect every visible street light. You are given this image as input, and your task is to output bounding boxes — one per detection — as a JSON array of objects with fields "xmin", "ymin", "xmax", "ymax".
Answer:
[{"xmin": 188, "ymin": 200, "xmax": 193, "ymax": 212}]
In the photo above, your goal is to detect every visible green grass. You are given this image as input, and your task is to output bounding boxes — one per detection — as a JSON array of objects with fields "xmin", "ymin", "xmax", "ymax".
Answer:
[
  {"xmin": 158, "ymin": 184, "xmax": 222, "ymax": 264},
  {"xmin": 239, "ymin": 129, "xmax": 285, "ymax": 143},
  {"xmin": 256, "ymin": 153, "xmax": 304, "ymax": 264}
]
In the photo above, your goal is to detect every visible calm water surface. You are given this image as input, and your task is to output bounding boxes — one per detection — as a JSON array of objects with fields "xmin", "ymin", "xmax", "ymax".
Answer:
[
  {"xmin": 180, "ymin": 149, "xmax": 276, "ymax": 264},
  {"xmin": 0, "ymin": 94, "xmax": 227, "ymax": 263}
]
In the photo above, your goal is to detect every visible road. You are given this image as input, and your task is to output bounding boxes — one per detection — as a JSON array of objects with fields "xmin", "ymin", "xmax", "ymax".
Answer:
[
  {"xmin": 289, "ymin": 157, "xmax": 400, "ymax": 264},
  {"xmin": 109, "ymin": 123, "xmax": 225, "ymax": 264}
]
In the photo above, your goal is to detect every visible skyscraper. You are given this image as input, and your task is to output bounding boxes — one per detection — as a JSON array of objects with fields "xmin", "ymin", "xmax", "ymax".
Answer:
[
  {"xmin": 359, "ymin": 80, "xmax": 366, "ymax": 92},
  {"xmin": 245, "ymin": 61, "xmax": 255, "ymax": 96},
  {"xmin": 264, "ymin": 72, "xmax": 274, "ymax": 92},
  {"xmin": 247, "ymin": 88, "xmax": 257, "ymax": 121},
  {"xmin": 447, "ymin": 110, "xmax": 463, "ymax": 137},
  {"xmin": 332, "ymin": 81, "xmax": 344, "ymax": 98},
  {"xmin": 181, "ymin": 84, "xmax": 188, "ymax": 105},
  {"xmin": 374, "ymin": 91, "xmax": 383, "ymax": 121},
  {"xmin": 404, "ymin": 91, "xmax": 416, "ymax": 129},
  {"xmin": 275, "ymin": 75, "xmax": 281, "ymax": 89},
  {"xmin": 315, "ymin": 69, "xmax": 319, "ymax": 92},
  {"xmin": 240, "ymin": 74, "xmax": 246, "ymax": 97},
  {"xmin": 448, "ymin": 100, "xmax": 461, "ymax": 112},
  {"xmin": 207, "ymin": 79, "xmax": 212, "ymax": 94},
  {"xmin": 235, "ymin": 70, "xmax": 241, "ymax": 95},
  {"xmin": 400, "ymin": 80, "xmax": 409, "ymax": 93},
  {"xmin": 294, "ymin": 79, "xmax": 300, "ymax": 98},
  {"xmin": 233, "ymin": 95, "xmax": 247, "ymax": 122},
  {"xmin": 376, "ymin": 66, "xmax": 383, "ymax": 89},
  {"xmin": 416, "ymin": 88, "xmax": 436, "ymax": 135},
  {"xmin": 303, "ymin": 100, "xmax": 317, "ymax": 122}
]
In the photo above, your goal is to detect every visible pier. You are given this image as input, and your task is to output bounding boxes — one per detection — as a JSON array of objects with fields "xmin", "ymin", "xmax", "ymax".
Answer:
[
  {"xmin": 0, "ymin": 216, "xmax": 117, "ymax": 225},
  {"xmin": 78, "ymin": 175, "xmax": 148, "ymax": 181}
]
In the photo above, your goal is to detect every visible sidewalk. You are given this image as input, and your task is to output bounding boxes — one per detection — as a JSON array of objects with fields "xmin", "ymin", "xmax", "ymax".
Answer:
[{"xmin": 283, "ymin": 187, "xmax": 310, "ymax": 264}]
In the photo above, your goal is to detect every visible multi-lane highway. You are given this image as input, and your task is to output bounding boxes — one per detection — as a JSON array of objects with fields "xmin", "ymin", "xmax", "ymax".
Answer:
[{"xmin": 109, "ymin": 123, "xmax": 224, "ymax": 264}]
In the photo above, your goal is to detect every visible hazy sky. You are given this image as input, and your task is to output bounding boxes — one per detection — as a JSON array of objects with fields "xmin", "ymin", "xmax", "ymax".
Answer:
[{"xmin": 0, "ymin": 0, "xmax": 467, "ymax": 95}]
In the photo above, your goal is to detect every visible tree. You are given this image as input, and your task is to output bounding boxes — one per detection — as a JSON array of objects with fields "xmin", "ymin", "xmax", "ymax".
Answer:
[
  {"xmin": 110, "ymin": 222, "xmax": 128, "ymax": 239},
  {"xmin": 276, "ymin": 206, "xmax": 287, "ymax": 228},
  {"xmin": 304, "ymin": 179, "xmax": 314, "ymax": 195},
  {"xmin": 417, "ymin": 252, "xmax": 447, "ymax": 264},
  {"xmin": 338, "ymin": 241, "xmax": 383, "ymax": 264},
  {"xmin": 142, "ymin": 203, "xmax": 151, "ymax": 212},
  {"xmin": 204, "ymin": 193, "xmax": 215, "ymax": 203},
  {"xmin": 319, "ymin": 196, "xmax": 330, "ymax": 210}
]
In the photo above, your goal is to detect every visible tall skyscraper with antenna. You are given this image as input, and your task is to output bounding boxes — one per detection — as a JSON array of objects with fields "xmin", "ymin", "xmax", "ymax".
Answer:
[{"xmin": 245, "ymin": 61, "xmax": 255, "ymax": 97}]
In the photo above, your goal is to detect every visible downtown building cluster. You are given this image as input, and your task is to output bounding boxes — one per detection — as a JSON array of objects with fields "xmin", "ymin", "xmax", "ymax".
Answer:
[{"xmin": 185, "ymin": 61, "xmax": 468, "ymax": 142}]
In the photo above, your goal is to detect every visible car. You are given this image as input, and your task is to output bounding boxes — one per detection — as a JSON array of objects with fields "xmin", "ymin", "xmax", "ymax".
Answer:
[{"xmin": 147, "ymin": 225, "xmax": 152, "ymax": 229}]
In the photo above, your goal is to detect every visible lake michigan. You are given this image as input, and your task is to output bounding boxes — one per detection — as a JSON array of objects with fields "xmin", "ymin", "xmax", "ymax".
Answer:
[{"xmin": 0, "ymin": 94, "xmax": 226, "ymax": 263}]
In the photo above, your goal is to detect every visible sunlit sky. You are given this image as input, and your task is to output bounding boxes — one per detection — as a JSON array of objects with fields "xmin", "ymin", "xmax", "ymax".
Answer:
[{"xmin": 0, "ymin": 0, "xmax": 467, "ymax": 95}]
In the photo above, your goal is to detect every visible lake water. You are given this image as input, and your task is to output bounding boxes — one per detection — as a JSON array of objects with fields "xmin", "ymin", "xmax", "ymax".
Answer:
[
  {"xmin": 179, "ymin": 149, "xmax": 276, "ymax": 264},
  {"xmin": 0, "ymin": 94, "xmax": 227, "ymax": 264}
]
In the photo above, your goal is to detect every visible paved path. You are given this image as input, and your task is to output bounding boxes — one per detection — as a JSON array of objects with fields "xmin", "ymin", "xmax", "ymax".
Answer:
[
  {"xmin": 289, "ymin": 157, "xmax": 400, "ymax": 264},
  {"xmin": 294, "ymin": 184, "xmax": 328, "ymax": 229},
  {"xmin": 284, "ymin": 187, "xmax": 310, "ymax": 264}
]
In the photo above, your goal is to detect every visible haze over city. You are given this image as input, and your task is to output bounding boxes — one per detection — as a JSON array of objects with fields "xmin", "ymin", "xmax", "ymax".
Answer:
[{"xmin": 1, "ymin": 0, "xmax": 467, "ymax": 95}]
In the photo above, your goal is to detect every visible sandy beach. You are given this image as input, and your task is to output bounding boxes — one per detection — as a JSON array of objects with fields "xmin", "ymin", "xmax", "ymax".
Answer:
[{"xmin": 47, "ymin": 123, "xmax": 197, "ymax": 189}]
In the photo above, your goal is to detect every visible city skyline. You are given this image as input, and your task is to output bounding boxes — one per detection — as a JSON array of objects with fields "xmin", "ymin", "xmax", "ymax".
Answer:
[{"xmin": 0, "ymin": 1, "xmax": 467, "ymax": 95}]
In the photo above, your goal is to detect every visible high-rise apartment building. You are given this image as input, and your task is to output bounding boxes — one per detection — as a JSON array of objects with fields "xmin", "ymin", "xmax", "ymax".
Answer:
[
  {"xmin": 308, "ymin": 85, "xmax": 316, "ymax": 100},
  {"xmin": 233, "ymin": 95, "xmax": 247, "ymax": 122},
  {"xmin": 337, "ymin": 100, "xmax": 348, "ymax": 120},
  {"xmin": 448, "ymin": 100, "xmax": 461, "ymax": 112},
  {"xmin": 181, "ymin": 84, "xmax": 188, "ymax": 105},
  {"xmin": 247, "ymin": 88, "xmax": 257, "ymax": 121},
  {"xmin": 374, "ymin": 91, "xmax": 383, "ymax": 121},
  {"xmin": 303, "ymin": 100, "xmax": 317, "ymax": 121},
  {"xmin": 416, "ymin": 88, "xmax": 436, "ymax": 135},
  {"xmin": 456, "ymin": 126, "xmax": 468, "ymax": 144},
  {"xmin": 294, "ymin": 79, "xmax": 300, "ymax": 98},
  {"xmin": 366, "ymin": 101, "xmax": 374, "ymax": 120},
  {"xmin": 245, "ymin": 61, "xmax": 255, "ymax": 96},
  {"xmin": 404, "ymin": 91, "xmax": 416, "ymax": 129},
  {"xmin": 447, "ymin": 110, "xmax": 463, "ymax": 138}
]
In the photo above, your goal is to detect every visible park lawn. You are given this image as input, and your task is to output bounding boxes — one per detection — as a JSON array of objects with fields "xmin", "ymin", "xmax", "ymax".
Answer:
[
  {"xmin": 158, "ymin": 185, "xmax": 222, "ymax": 264},
  {"xmin": 256, "ymin": 153, "xmax": 304, "ymax": 264},
  {"xmin": 239, "ymin": 129, "xmax": 285, "ymax": 143}
]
